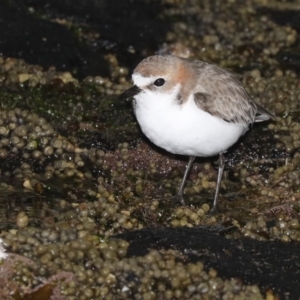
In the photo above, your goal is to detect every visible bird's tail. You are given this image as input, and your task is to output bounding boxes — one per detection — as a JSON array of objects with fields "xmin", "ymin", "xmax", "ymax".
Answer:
[{"xmin": 255, "ymin": 103, "xmax": 277, "ymax": 122}]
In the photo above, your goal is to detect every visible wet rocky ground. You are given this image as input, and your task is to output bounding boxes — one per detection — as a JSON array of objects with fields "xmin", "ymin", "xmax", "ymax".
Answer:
[{"xmin": 0, "ymin": 0, "xmax": 300, "ymax": 299}]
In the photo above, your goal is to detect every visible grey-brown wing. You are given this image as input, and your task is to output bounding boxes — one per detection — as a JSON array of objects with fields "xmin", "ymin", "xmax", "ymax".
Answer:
[{"xmin": 193, "ymin": 63, "xmax": 273, "ymax": 127}]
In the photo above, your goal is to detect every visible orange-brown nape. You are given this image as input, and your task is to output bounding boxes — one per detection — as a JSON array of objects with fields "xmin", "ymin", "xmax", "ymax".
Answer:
[{"xmin": 173, "ymin": 59, "xmax": 197, "ymax": 104}]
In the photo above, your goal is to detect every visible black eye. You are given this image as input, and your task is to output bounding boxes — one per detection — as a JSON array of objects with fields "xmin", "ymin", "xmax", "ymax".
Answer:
[{"xmin": 154, "ymin": 78, "xmax": 165, "ymax": 87}]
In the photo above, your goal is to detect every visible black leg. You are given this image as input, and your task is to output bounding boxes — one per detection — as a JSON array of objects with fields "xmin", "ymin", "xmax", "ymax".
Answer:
[
  {"xmin": 177, "ymin": 156, "xmax": 195, "ymax": 204},
  {"xmin": 211, "ymin": 153, "xmax": 225, "ymax": 212}
]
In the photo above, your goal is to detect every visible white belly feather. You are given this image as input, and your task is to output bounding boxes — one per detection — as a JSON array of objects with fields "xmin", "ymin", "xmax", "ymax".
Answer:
[{"xmin": 134, "ymin": 89, "xmax": 246, "ymax": 157}]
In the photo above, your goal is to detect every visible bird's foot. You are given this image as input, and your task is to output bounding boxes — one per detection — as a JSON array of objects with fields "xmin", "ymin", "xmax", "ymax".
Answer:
[
  {"xmin": 208, "ymin": 206, "xmax": 218, "ymax": 216},
  {"xmin": 174, "ymin": 193, "xmax": 186, "ymax": 206}
]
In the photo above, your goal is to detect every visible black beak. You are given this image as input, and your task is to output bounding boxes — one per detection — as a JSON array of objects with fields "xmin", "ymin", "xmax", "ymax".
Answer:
[{"xmin": 119, "ymin": 85, "xmax": 141, "ymax": 100}]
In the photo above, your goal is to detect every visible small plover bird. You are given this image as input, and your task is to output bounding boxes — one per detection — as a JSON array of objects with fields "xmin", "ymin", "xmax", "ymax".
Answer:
[{"xmin": 120, "ymin": 55, "xmax": 275, "ymax": 211}]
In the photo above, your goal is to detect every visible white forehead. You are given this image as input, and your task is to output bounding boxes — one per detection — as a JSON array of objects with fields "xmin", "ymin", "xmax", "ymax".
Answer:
[{"xmin": 132, "ymin": 73, "xmax": 155, "ymax": 87}]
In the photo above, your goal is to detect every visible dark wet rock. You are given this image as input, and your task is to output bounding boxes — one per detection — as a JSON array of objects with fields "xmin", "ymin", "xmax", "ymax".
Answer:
[
  {"xmin": 226, "ymin": 124, "xmax": 288, "ymax": 173},
  {"xmin": 116, "ymin": 226, "xmax": 300, "ymax": 298},
  {"xmin": 0, "ymin": 0, "xmax": 170, "ymax": 78},
  {"xmin": 1, "ymin": 0, "xmax": 300, "ymax": 299},
  {"xmin": 275, "ymin": 51, "xmax": 300, "ymax": 74},
  {"xmin": 0, "ymin": 1, "xmax": 110, "ymax": 80},
  {"xmin": 256, "ymin": 7, "xmax": 300, "ymax": 75},
  {"xmin": 258, "ymin": 8, "xmax": 300, "ymax": 31}
]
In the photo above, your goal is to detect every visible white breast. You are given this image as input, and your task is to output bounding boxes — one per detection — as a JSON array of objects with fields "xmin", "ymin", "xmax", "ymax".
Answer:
[{"xmin": 134, "ymin": 87, "xmax": 246, "ymax": 157}]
